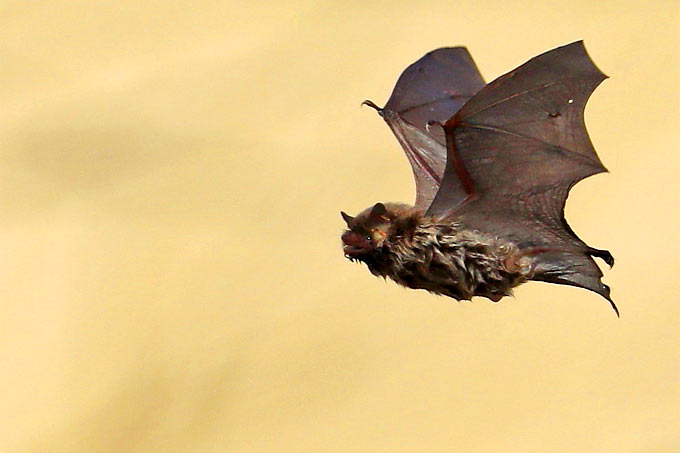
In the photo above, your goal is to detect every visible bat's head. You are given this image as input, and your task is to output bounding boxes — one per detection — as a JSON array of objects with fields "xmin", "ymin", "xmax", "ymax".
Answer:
[
  {"xmin": 340, "ymin": 202, "xmax": 413, "ymax": 262},
  {"xmin": 341, "ymin": 203, "xmax": 391, "ymax": 261}
]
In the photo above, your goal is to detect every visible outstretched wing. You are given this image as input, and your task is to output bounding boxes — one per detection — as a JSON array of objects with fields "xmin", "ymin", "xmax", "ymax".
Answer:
[
  {"xmin": 366, "ymin": 47, "xmax": 485, "ymax": 210},
  {"xmin": 426, "ymin": 41, "xmax": 614, "ymax": 308}
]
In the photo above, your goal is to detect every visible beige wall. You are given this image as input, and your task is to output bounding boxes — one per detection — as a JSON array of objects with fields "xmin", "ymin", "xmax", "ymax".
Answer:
[{"xmin": 0, "ymin": 1, "xmax": 678, "ymax": 451}]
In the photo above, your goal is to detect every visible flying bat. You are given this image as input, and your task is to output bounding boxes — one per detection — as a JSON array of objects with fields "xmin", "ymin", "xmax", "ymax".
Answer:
[{"xmin": 340, "ymin": 41, "xmax": 617, "ymax": 314}]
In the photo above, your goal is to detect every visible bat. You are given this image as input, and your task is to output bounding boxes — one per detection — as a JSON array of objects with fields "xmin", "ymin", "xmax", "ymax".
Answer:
[{"xmin": 340, "ymin": 41, "xmax": 617, "ymax": 315}]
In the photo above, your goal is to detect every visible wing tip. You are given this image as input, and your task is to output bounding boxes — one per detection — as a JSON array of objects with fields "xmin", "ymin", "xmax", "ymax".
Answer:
[
  {"xmin": 531, "ymin": 251, "xmax": 617, "ymax": 316},
  {"xmin": 597, "ymin": 282, "xmax": 619, "ymax": 317},
  {"xmin": 425, "ymin": 46, "xmax": 470, "ymax": 55},
  {"xmin": 537, "ymin": 275, "xmax": 619, "ymax": 317},
  {"xmin": 574, "ymin": 40, "xmax": 609, "ymax": 80},
  {"xmin": 535, "ymin": 40, "xmax": 609, "ymax": 81}
]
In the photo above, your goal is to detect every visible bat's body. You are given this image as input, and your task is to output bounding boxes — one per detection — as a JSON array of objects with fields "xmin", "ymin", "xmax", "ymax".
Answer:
[
  {"xmin": 342, "ymin": 203, "xmax": 532, "ymax": 302},
  {"xmin": 341, "ymin": 42, "xmax": 617, "ymax": 314}
]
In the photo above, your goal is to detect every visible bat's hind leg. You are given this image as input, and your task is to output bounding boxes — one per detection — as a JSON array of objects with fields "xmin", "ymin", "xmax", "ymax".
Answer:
[{"xmin": 587, "ymin": 247, "xmax": 614, "ymax": 267}]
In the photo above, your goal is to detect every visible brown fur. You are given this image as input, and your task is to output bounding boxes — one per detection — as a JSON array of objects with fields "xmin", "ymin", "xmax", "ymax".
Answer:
[{"xmin": 342, "ymin": 203, "xmax": 534, "ymax": 302}]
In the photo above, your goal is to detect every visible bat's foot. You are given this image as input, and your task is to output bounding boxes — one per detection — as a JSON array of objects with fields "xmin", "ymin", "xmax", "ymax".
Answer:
[{"xmin": 588, "ymin": 247, "xmax": 614, "ymax": 267}]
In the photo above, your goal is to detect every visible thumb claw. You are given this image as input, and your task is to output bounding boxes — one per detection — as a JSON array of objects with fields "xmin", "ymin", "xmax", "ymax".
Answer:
[{"xmin": 361, "ymin": 99, "xmax": 383, "ymax": 112}]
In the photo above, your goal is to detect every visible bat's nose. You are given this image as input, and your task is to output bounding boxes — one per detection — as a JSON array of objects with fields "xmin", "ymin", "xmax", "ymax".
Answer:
[{"xmin": 341, "ymin": 230, "xmax": 358, "ymax": 246}]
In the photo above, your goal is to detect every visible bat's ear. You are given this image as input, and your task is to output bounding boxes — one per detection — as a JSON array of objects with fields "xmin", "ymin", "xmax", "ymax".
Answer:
[
  {"xmin": 369, "ymin": 202, "xmax": 388, "ymax": 221},
  {"xmin": 340, "ymin": 211, "xmax": 354, "ymax": 226}
]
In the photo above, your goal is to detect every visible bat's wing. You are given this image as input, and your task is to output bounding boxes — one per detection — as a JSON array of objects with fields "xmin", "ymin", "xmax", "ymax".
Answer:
[
  {"xmin": 425, "ymin": 41, "xmax": 615, "ymax": 310},
  {"xmin": 365, "ymin": 47, "xmax": 485, "ymax": 210}
]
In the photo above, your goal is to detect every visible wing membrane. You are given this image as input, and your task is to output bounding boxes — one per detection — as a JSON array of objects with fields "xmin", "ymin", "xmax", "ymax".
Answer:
[
  {"xmin": 371, "ymin": 47, "xmax": 485, "ymax": 209},
  {"xmin": 426, "ymin": 41, "xmax": 613, "ymax": 303}
]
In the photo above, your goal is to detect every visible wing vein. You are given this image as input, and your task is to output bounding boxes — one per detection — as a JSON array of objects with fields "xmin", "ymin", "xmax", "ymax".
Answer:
[
  {"xmin": 386, "ymin": 121, "xmax": 442, "ymax": 184},
  {"xmin": 397, "ymin": 94, "xmax": 478, "ymax": 115},
  {"xmin": 462, "ymin": 76, "xmax": 595, "ymax": 119},
  {"xmin": 457, "ymin": 123, "xmax": 603, "ymax": 168}
]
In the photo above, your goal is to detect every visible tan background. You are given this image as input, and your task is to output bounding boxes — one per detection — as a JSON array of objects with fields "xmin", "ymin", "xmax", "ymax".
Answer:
[{"xmin": 0, "ymin": 1, "xmax": 678, "ymax": 451}]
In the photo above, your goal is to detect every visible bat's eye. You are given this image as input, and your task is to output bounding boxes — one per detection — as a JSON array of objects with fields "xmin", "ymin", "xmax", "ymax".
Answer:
[{"xmin": 365, "ymin": 236, "xmax": 372, "ymax": 242}]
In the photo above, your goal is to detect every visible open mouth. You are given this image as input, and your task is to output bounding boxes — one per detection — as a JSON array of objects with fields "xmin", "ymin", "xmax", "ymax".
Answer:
[
  {"xmin": 343, "ymin": 245, "xmax": 364, "ymax": 260},
  {"xmin": 342, "ymin": 230, "xmax": 372, "ymax": 259}
]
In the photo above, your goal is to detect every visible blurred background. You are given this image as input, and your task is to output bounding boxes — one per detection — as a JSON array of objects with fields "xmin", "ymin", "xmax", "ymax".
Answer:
[{"xmin": 0, "ymin": 1, "xmax": 678, "ymax": 451}]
